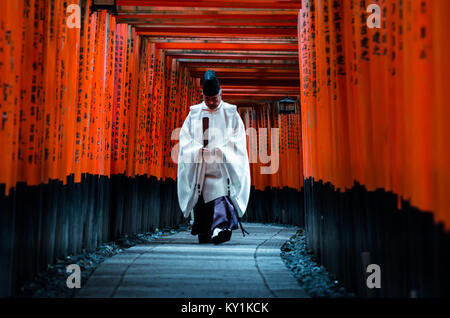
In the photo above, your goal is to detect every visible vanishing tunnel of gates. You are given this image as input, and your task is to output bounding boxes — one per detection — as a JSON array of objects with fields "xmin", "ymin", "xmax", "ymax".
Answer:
[{"xmin": 0, "ymin": 0, "xmax": 449, "ymax": 298}]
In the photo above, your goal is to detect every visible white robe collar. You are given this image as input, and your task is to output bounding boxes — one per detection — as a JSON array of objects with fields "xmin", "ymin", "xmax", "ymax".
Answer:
[{"xmin": 201, "ymin": 100, "xmax": 224, "ymax": 112}]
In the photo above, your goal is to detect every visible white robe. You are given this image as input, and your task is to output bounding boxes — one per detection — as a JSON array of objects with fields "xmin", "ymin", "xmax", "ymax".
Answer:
[{"xmin": 177, "ymin": 100, "xmax": 251, "ymax": 219}]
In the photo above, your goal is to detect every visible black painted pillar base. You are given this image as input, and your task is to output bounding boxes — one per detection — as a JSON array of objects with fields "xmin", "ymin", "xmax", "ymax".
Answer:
[
  {"xmin": 0, "ymin": 173, "xmax": 184, "ymax": 297},
  {"xmin": 303, "ymin": 177, "xmax": 450, "ymax": 297},
  {"xmin": 243, "ymin": 186, "xmax": 304, "ymax": 227}
]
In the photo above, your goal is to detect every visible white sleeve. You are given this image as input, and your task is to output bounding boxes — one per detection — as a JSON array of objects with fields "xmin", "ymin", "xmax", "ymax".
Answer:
[{"xmin": 177, "ymin": 112, "xmax": 204, "ymax": 217}]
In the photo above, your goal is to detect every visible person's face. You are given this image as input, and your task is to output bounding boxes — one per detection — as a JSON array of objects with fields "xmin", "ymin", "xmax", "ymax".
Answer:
[{"xmin": 203, "ymin": 92, "xmax": 221, "ymax": 110}]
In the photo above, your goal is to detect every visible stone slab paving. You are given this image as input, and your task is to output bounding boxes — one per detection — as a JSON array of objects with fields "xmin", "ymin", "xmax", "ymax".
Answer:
[{"xmin": 76, "ymin": 223, "xmax": 309, "ymax": 298}]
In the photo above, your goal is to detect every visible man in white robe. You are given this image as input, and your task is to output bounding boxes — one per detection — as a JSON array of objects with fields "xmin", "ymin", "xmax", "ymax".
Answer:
[{"xmin": 177, "ymin": 70, "xmax": 251, "ymax": 244}]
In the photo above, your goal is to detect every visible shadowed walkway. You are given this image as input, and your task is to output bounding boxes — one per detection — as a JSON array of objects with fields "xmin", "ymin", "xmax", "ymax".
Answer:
[{"xmin": 76, "ymin": 223, "xmax": 309, "ymax": 298}]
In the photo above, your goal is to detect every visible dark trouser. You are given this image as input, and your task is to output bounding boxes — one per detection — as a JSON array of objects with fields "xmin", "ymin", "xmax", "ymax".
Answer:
[{"xmin": 191, "ymin": 194, "xmax": 239, "ymax": 238}]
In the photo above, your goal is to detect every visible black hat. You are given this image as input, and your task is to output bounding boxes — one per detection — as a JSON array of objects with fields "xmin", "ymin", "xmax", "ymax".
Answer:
[{"xmin": 202, "ymin": 70, "xmax": 221, "ymax": 96}]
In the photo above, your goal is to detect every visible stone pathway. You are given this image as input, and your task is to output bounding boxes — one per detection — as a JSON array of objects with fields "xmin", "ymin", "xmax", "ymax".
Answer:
[{"xmin": 76, "ymin": 223, "xmax": 309, "ymax": 298}]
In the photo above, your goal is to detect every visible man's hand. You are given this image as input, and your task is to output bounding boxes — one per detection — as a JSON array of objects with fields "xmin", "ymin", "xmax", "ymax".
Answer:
[
  {"xmin": 201, "ymin": 147, "xmax": 210, "ymax": 154},
  {"xmin": 201, "ymin": 147, "xmax": 210, "ymax": 163},
  {"xmin": 201, "ymin": 147, "xmax": 210, "ymax": 160}
]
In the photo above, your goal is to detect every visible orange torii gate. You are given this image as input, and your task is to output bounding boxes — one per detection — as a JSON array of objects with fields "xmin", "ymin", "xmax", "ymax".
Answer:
[{"xmin": 1, "ymin": 0, "xmax": 450, "ymax": 299}]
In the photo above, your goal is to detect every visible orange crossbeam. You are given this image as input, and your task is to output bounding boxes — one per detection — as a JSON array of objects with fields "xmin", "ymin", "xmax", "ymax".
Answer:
[
  {"xmin": 117, "ymin": 0, "xmax": 302, "ymax": 9},
  {"xmin": 136, "ymin": 27, "xmax": 298, "ymax": 37},
  {"xmin": 155, "ymin": 42, "xmax": 298, "ymax": 51},
  {"xmin": 130, "ymin": 21, "xmax": 297, "ymax": 27},
  {"xmin": 117, "ymin": 14, "xmax": 298, "ymax": 20},
  {"xmin": 166, "ymin": 53, "xmax": 299, "ymax": 60},
  {"xmin": 180, "ymin": 62, "xmax": 297, "ymax": 68},
  {"xmin": 223, "ymin": 92, "xmax": 295, "ymax": 97}
]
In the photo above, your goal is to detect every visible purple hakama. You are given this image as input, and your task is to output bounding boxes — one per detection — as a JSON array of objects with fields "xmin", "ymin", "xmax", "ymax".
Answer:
[{"xmin": 191, "ymin": 194, "xmax": 239, "ymax": 238}]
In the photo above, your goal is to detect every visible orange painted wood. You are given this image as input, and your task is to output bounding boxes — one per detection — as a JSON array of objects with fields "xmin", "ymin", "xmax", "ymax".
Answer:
[
  {"xmin": 117, "ymin": 0, "xmax": 302, "ymax": 9},
  {"xmin": 155, "ymin": 42, "xmax": 298, "ymax": 51},
  {"xmin": 298, "ymin": 0, "xmax": 450, "ymax": 229},
  {"xmin": 136, "ymin": 27, "xmax": 298, "ymax": 37}
]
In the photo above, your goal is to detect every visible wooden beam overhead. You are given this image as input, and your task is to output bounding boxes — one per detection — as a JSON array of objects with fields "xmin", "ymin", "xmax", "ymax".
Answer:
[
  {"xmin": 116, "ymin": 13, "xmax": 298, "ymax": 27},
  {"xmin": 126, "ymin": 21, "xmax": 297, "ymax": 27},
  {"xmin": 223, "ymin": 85, "xmax": 299, "ymax": 90},
  {"xmin": 222, "ymin": 89, "xmax": 300, "ymax": 94},
  {"xmin": 189, "ymin": 66, "xmax": 299, "ymax": 73},
  {"xmin": 155, "ymin": 42, "xmax": 298, "ymax": 51},
  {"xmin": 218, "ymin": 79, "xmax": 300, "ymax": 86},
  {"xmin": 116, "ymin": 0, "xmax": 302, "ymax": 9},
  {"xmin": 142, "ymin": 38, "xmax": 297, "ymax": 44},
  {"xmin": 191, "ymin": 73, "xmax": 300, "ymax": 80},
  {"xmin": 135, "ymin": 27, "xmax": 297, "ymax": 38},
  {"xmin": 176, "ymin": 59, "xmax": 298, "ymax": 65},
  {"xmin": 116, "ymin": 14, "xmax": 298, "ymax": 20},
  {"xmin": 165, "ymin": 52, "xmax": 298, "ymax": 60},
  {"xmin": 223, "ymin": 92, "xmax": 297, "ymax": 97},
  {"xmin": 226, "ymin": 95, "xmax": 297, "ymax": 103},
  {"xmin": 114, "ymin": 1, "xmax": 302, "ymax": 100},
  {"xmin": 180, "ymin": 62, "xmax": 298, "ymax": 71}
]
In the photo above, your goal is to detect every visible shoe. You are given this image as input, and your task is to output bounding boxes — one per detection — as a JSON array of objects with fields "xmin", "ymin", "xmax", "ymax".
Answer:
[
  {"xmin": 212, "ymin": 228, "xmax": 231, "ymax": 245},
  {"xmin": 198, "ymin": 233, "xmax": 212, "ymax": 244},
  {"xmin": 211, "ymin": 227, "xmax": 222, "ymax": 239}
]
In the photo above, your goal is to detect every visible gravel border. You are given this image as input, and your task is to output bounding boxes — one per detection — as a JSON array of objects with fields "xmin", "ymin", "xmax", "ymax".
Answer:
[
  {"xmin": 17, "ymin": 224, "xmax": 190, "ymax": 298},
  {"xmin": 280, "ymin": 228, "xmax": 355, "ymax": 298}
]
